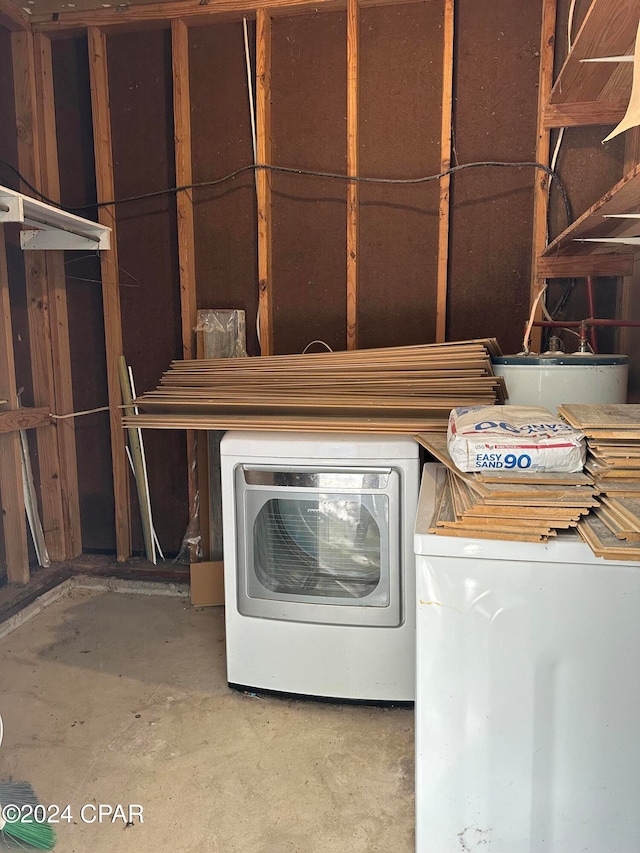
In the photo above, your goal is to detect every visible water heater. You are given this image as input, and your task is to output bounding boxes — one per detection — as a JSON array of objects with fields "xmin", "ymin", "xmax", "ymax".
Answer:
[{"xmin": 492, "ymin": 354, "xmax": 628, "ymax": 414}]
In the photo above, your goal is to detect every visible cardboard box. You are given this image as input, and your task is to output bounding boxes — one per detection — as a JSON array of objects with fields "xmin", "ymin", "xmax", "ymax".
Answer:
[{"xmin": 190, "ymin": 561, "xmax": 225, "ymax": 606}]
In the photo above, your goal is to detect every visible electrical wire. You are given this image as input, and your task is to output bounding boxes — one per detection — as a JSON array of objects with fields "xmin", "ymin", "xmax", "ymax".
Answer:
[
  {"xmin": 0, "ymin": 158, "xmax": 574, "ymax": 229},
  {"xmin": 522, "ymin": 283, "xmax": 548, "ymax": 355},
  {"xmin": 49, "ymin": 406, "xmax": 110, "ymax": 419},
  {"xmin": 302, "ymin": 340, "xmax": 333, "ymax": 353}
]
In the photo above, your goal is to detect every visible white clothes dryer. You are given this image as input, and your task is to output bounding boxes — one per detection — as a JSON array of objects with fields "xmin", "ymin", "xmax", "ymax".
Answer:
[{"xmin": 219, "ymin": 431, "xmax": 420, "ymax": 701}]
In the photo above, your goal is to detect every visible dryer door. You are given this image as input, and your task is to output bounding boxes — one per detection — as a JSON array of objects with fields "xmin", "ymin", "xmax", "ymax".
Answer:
[{"xmin": 235, "ymin": 465, "xmax": 402, "ymax": 626}]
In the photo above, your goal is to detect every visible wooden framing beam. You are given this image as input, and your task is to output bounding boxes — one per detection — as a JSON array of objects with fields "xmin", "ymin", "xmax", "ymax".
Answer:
[
  {"xmin": 529, "ymin": 0, "xmax": 558, "ymax": 353},
  {"xmin": 0, "ymin": 0, "xmax": 29, "ymax": 31},
  {"xmin": 0, "ymin": 407, "xmax": 50, "ymax": 433},
  {"xmin": 435, "ymin": 0, "xmax": 454, "ymax": 343},
  {"xmin": 346, "ymin": 0, "xmax": 359, "ymax": 350},
  {"xmin": 31, "ymin": 0, "xmax": 431, "ymax": 33},
  {"xmin": 0, "ymin": 226, "xmax": 29, "ymax": 584},
  {"xmin": 171, "ymin": 18, "xmax": 200, "ymax": 560},
  {"xmin": 172, "ymin": 20, "xmax": 197, "ymax": 365},
  {"xmin": 256, "ymin": 9, "xmax": 273, "ymax": 355},
  {"xmin": 33, "ymin": 32, "xmax": 83, "ymax": 559},
  {"xmin": 537, "ymin": 254, "xmax": 635, "ymax": 279},
  {"xmin": 543, "ymin": 99, "xmax": 628, "ymax": 129},
  {"xmin": 87, "ymin": 26, "xmax": 132, "ymax": 561},
  {"xmin": 12, "ymin": 30, "xmax": 69, "ymax": 562}
]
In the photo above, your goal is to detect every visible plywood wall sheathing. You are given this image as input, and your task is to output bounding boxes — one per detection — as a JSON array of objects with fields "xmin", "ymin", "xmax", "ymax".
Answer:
[
  {"xmin": 12, "ymin": 30, "xmax": 70, "ymax": 562},
  {"xmin": 87, "ymin": 26, "xmax": 132, "ymax": 561}
]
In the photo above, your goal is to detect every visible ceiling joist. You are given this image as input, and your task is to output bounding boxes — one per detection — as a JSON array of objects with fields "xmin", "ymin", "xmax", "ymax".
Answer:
[{"xmin": 0, "ymin": 0, "xmax": 439, "ymax": 34}]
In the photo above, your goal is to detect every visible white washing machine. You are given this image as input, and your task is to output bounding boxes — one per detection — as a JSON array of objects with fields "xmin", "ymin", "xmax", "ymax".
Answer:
[
  {"xmin": 219, "ymin": 431, "xmax": 420, "ymax": 701},
  {"xmin": 414, "ymin": 464, "xmax": 640, "ymax": 852}
]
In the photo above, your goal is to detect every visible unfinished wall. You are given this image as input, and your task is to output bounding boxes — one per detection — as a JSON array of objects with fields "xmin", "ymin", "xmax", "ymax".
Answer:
[
  {"xmin": 107, "ymin": 29, "xmax": 187, "ymax": 554},
  {"xmin": 189, "ymin": 21, "xmax": 260, "ymax": 356},
  {"xmin": 358, "ymin": 3, "xmax": 442, "ymax": 348},
  {"xmin": 0, "ymin": 25, "xmax": 37, "ymax": 574},
  {"xmin": 447, "ymin": 0, "xmax": 542, "ymax": 353},
  {"xmin": 16, "ymin": 0, "xmax": 559, "ymax": 560},
  {"xmin": 271, "ymin": 11, "xmax": 348, "ymax": 354},
  {"xmin": 52, "ymin": 35, "xmax": 115, "ymax": 552}
]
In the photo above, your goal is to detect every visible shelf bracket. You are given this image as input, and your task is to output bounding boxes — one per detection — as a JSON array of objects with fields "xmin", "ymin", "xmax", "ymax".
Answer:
[{"xmin": 0, "ymin": 185, "xmax": 110, "ymax": 251}]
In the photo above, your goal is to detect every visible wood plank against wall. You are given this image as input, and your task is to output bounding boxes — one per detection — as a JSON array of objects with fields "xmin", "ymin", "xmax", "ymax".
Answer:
[
  {"xmin": 435, "ymin": 0, "xmax": 454, "ymax": 342},
  {"xmin": 529, "ymin": 0, "xmax": 558, "ymax": 352},
  {"xmin": 33, "ymin": 32, "xmax": 82, "ymax": 559},
  {"xmin": 257, "ymin": 9, "xmax": 273, "ymax": 355},
  {"xmin": 0, "ymin": 226, "xmax": 29, "ymax": 584},
  {"xmin": 171, "ymin": 18, "xmax": 200, "ymax": 559},
  {"xmin": 346, "ymin": 0, "xmax": 359, "ymax": 350},
  {"xmin": 11, "ymin": 29, "xmax": 68, "ymax": 562},
  {"xmin": 87, "ymin": 26, "xmax": 132, "ymax": 561}
]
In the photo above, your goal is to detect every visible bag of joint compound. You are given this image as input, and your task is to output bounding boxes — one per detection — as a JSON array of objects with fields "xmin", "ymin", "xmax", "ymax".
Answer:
[{"xmin": 447, "ymin": 405, "xmax": 586, "ymax": 473}]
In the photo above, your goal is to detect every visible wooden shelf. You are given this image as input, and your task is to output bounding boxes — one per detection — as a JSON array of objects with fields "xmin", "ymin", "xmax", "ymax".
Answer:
[
  {"xmin": 542, "ymin": 163, "xmax": 640, "ymax": 261},
  {"xmin": 533, "ymin": 0, "xmax": 640, "ymax": 282},
  {"xmin": 550, "ymin": 0, "xmax": 638, "ymax": 110}
]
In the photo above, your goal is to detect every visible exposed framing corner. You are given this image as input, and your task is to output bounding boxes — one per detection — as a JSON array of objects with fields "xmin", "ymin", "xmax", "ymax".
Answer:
[{"xmin": 11, "ymin": 29, "xmax": 68, "ymax": 562}]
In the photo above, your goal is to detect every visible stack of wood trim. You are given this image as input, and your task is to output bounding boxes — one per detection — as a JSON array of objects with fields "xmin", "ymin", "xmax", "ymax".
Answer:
[
  {"xmin": 559, "ymin": 404, "xmax": 640, "ymax": 559},
  {"xmin": 125, "ymin": 339, "xmax": 505, "ymax": 433},
  {"xmin": 415, "ymin": 433, "xmax": 598, "ymax": 543}
]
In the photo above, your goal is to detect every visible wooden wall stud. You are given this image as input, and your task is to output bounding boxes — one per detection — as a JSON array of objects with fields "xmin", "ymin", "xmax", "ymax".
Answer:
[
  {"xmin": 346, "ymin": 0, "xmax": 359, "ymax": 350},
  {"xmin": 88, "ymin": 26, "xmax": 132, "ymax": 561},
  {"xmin": 256, "ymin": 9, "xmax": 273, "ymax": 355}
]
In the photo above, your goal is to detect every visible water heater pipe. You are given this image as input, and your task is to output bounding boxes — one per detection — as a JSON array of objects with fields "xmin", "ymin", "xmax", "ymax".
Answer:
[
  {"xmin": 532, "ymin": 317, "xmax": 640, "ymax": 353},
  {"xmin": 585, "ymin": 276, "xmax": 598, "ymax": 353}
]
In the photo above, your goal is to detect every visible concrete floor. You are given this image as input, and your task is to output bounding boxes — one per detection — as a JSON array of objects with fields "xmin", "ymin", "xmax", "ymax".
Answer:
[{"xmin": 0, "ymin": 585, "xmax": 414, "ymax": 852}]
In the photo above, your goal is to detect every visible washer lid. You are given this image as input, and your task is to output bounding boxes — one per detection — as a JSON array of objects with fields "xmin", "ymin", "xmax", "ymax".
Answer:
[{"xmin": 492, "ymin": 354, "xmax": 629, "ymax": 366}]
